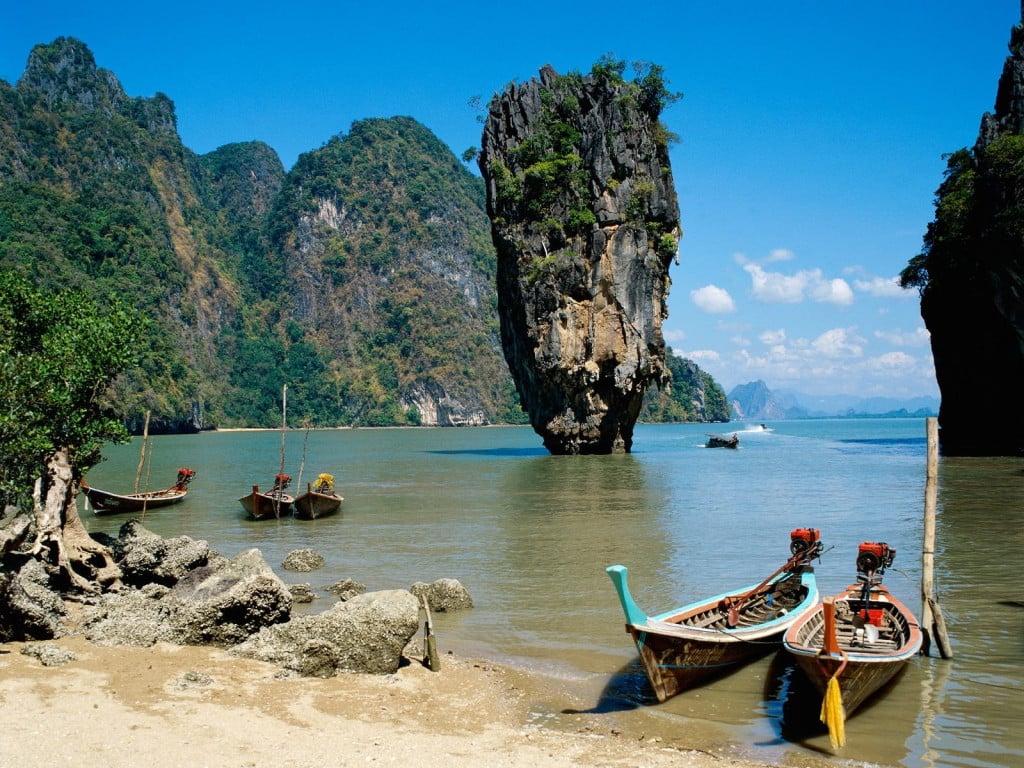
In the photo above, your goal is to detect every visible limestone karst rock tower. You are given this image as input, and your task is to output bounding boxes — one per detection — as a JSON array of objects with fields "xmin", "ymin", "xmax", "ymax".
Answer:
[
  {"xmin": 479, "ymin": 62, "xmax": 681, "ymax": 454},
  {"xmin": 900, "ymin": 7, "xmax": 1024, "ymax": 456}
]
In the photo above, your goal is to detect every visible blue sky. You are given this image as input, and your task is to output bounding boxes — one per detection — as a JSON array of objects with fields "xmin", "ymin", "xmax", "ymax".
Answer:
[{"xmin": 4, "ymin": 1, "xmax": 1021, "ymax": 399}]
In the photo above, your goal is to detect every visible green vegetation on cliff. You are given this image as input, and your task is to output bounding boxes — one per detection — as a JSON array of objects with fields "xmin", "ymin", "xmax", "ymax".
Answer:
[
  {"xmin": 641, "ymin": 349, "xmax": 730, "ymax": 423},
  {"xmin": 1, "ymin": 38, "xmax": 724, "ymax": 431}
]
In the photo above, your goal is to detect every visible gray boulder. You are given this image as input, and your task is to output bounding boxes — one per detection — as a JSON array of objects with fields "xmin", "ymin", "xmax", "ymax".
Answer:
[
  {"xmin": 230, "ymin": 589, "xmax": 420, "ymax": 676},
  {"xmin": 80, "ymin": 585, "xmax": 178, "ymax": 646},
  {"xmin": 288, "ymin": 583, "xmax": 318, "ymax": 603},
  {"xmin": 20, "ymin": 642, "xmax": 77, "ymax": 666},
  {"xmin": 81, "ymin": 548, "xmax": 292, "ymax": 647},
  {"xmin": 0, "ymin": 558, "xmax": 67, "ymax": 641},
  {"xmin": 410, "ymin": 578, "xmax": 473, "ymax": 612},
  {"xmin": 114, "ymin": 519, "xmax": 221, "ymax": 586},
  {"xmin": 167, "ymin": 548, "xmax": 293, "ymax": 645},
  {"xmin": 282, "ymin": 549, "xmax": 325, "ymax": 572},
  {"xmin": 325, "ymin": 577, "xmax": 366, "ymax": 601}
]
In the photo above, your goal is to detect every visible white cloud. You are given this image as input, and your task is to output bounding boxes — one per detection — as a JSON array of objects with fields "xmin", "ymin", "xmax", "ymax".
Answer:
[
  {"xmin": 810, "ymin": 327, "xmax": 865, "ymax": 358},
  {"xmin": 766, "ymin": 248, "xmax": 795, "ymax": 263},
  {"xmin": 690, "ymin": 284, "xmax": 736, "ymax": 313},
  {"xmin": 744, "ymin": 264, "xmax": 853, "ymax": 306},
  {"xmin": 744, "ymin": 263, "xmax": 805, "ymax": 303},
  {"xmin": 810, "ymin": 277, "xmax": 855, "ymax": 306},
  {"xmin": 719, "ymin": 331, "xmax": 937, "ymax": 399},
  {"xmin": 874, "ymin": 327, "xmax": 930, "ymax": 347},
  {"xmin": 686, "ymin": 349, "xmax": 721, "ymax": 364},
  {"xmin": 759, "ymin": 328, "xmax": 786, "ymax": 345},
  {"xmin": 854, "ymin": 276, "xmax": 916, "ymax": 298},
  {"xmin": 664, "ymin": 328, "xmax": 686, "ymax": 345},
  {"xmin": 866, "ymin": 351, "xmax": 916, "ymax": 370}
]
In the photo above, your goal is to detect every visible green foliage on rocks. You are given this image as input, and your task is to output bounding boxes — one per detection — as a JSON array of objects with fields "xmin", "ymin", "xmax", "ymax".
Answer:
[
  {"xmin": 901, "ymin": 134, "xmax": 1024, "ymax": 297},
  {"xmin": 1, "ymin": 38, "xmax": 720, "ymax": 433},
  {"xmin": 0, "ymin": 272, "xmax": 144, "ymax": 508},
  {"xmin": 640, "ymin": 349, "xmax": 730, "ymax": 423}
]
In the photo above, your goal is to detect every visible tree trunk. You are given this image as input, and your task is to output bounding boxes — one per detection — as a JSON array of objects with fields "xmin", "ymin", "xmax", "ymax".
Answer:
[{"xmin": 29, "ymin": 446, "xmax": 121, "ymax": 594}]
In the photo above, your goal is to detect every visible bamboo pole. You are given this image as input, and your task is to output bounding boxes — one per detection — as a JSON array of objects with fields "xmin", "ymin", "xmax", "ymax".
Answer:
[
  {"xmin": 133, "ymin": 411, "xmax": 151, "ymax": 493},
  {"xmin": 922, "ymin": 417, "xmax": 952, "ymax": 658},
  {"xmin": 420, "ymin": 595, "xmax": 441, "ymax": 671},
  {"xmin": 276, "ymin": 385, "xmax": 287, "ymax": 518}
]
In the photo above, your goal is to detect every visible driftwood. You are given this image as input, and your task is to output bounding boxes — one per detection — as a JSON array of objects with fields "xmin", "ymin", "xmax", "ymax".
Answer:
[{"xmin": 27, "ymin": 447, "xmax": 121, "ymax": 594}]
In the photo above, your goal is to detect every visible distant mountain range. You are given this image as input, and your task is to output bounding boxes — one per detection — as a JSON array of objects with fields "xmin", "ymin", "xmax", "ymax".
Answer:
[{"xmin": 728, "ymin": 380, "xmax": 939, "ymax": 420}]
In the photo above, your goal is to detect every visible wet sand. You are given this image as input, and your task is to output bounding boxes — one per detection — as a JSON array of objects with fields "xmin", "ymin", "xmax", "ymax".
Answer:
[{"xmin": 0, "ymin": 631, "xmax": 816, "ymax": 768}]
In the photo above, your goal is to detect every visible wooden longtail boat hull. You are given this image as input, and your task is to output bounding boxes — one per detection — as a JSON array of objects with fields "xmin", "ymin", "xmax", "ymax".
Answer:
[
  {"xmin": 82, "ymin": 469, "xmax": 195, "ymax": 515},
  {"xmin": 705, "ymin": 433, "xmax": 739, "ymax": 448},
  {"xmin": 293, "ymin": 487, "xmax": 342, "ymax": 520},
  {"xmin": 607, "ymin": 565, "xmax": 819, "ymax": 702},
  {"xmin": 783, "ymin": 583, "xmax": 923, "ymax": 715},
  {"xmin": 84, "ymin": 486, "xmax": 188, "ymax": 514},
  {"xmin": 239, "ymin": 486, "xmax": 294, "ymax": 520}
]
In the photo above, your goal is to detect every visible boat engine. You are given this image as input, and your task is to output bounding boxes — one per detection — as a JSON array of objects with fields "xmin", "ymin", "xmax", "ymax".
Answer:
[
  {"xmin": 790, "ymin": 528, "xmax": 822, "ymax": 558},
  {"xmin": 856, "ymin": 541, "xmax": 895, "ymax": 582}
]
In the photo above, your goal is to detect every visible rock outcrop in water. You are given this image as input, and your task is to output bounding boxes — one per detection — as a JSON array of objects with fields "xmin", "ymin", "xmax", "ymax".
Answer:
[
  {"xmin": 479, "ymin": 62, "xmax": 681, "ymax": 454},
  {"xmin": 900, "ymin": 9, "xmax": 1024, "ymax": 456}
]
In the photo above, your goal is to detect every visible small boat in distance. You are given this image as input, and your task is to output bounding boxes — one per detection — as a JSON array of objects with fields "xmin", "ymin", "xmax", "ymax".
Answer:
[
  {"xmin": 706, "ymin": 432, "xmax": 740, "ymax": 448},
  {"xmin": 83, "ymin": 468, "xmax": 196, "ymax": 515},
  {"xmin": 293, "ymin": 473, "xmax": 343, "ymax": 520},
  {"xmin": 606, "ymin": 528, "xmax": 823, "ymax": 702},
  {"xmin": 783, "ymin": 541, "xmax": 923, "ymax": 748},
  {"xmin": 239, "ymin": 473, "xmax": 294, "ymax": 520}
]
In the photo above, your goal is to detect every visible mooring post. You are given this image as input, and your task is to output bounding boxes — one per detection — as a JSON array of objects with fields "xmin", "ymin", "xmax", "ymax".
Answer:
[
  {"xmin": 420, "ymin": 595, "xmax": 441, "ymax": 671},
  {"xmin": 922, "ymin": 417, "xmax": 953, "ymax": 658}
]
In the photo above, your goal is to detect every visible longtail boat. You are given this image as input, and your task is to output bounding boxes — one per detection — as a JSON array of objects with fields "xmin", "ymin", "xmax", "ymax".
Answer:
[
  {"xmin": 82, "ymin": 468, "xmax": 196, "ymax": 515},
  {"xmin": 606, "ymin": 528, "xmax": 823, "ymax": 702},
  {"xmin": 293, "ymin": 472, "xmax": 343, "ymax": 520},
  {"xmin": 705, "ymin": 432, "xmax": 739, "ymax": 448},
  {"xmin": 240, "ymin": 385, "xmax": 294, "ymax": 520},
  {"xmin": 239, "ymin": 473, "xmax": 294, "ymax": 520},
  {"xmin": 782, "ymin": 541, "xmax": 923, "ymax": 748}
]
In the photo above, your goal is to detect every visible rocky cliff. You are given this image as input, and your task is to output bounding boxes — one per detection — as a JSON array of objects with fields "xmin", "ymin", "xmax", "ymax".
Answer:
[
  {"xmin": 267, "ymin": 117, "xmax": 511, "ymax": 427},
  {"xmin": 0, "ymin": 39, "xmax": 511, "ymax": 430},
  {"xmin": 642, "ymin": 350, "xmax": 730, "ymax": 423},
  {"xmin": 3, "ymin": 41, "xmax": 728, "ymax": 432},
  {"xmin": 900, "ymin": 9, "xmax": 1024, "ymax": 455},
  {"xmin": 479, "ymin": 62, "xmax": 681, "ymax": 453},
  {"xmin": 0, "ymin": 37, "xmax": 259, "ymax": 433}
]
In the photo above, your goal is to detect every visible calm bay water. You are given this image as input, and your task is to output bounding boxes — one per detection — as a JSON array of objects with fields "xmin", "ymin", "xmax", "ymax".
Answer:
[{"xmin": 80, "ymin": 420, "xmax": 1023, "ymax": 768}]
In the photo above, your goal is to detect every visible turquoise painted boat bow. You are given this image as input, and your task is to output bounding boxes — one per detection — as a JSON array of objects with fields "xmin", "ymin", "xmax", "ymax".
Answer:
[{"xmin": 606, "ymin": 564, "xmax": 649, "ymax": 626}]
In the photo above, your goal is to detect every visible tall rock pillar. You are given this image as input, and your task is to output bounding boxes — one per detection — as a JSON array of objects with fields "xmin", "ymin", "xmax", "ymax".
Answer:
[
  {"xmin": 479, "ymin": 63, "xmax": 681, "ymax": 454},
  {"xmin": 902, "ymin": 9, "xmax": 1024, "ymax": 456}
]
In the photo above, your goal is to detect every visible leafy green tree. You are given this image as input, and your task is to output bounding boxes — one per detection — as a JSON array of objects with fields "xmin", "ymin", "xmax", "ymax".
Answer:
[{"xmin": 0, "ymin": 272, "xmax": 145, "ymax": 593}]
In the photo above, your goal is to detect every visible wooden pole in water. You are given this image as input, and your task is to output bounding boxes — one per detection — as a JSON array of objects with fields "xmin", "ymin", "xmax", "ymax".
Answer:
[
  {"xmin": 420, "ymin": 595, "xmax": 440, "ymax": 671},
  {"xmin": 276, "ymin": 384, "xmax": 287, "ymax": 518},
  {"xmin": 922, "ymin": 417, "xmax": 953, "ymax": 658},
  {"xmin": 134, "ymin": 411, "xmax": 151, "ymax": 494}
]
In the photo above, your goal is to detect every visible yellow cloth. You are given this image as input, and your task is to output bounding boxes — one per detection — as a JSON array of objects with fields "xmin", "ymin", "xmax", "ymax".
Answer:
[{"xmin": 820, "ymin": 674, "xmax": 846, "ymax": 749}]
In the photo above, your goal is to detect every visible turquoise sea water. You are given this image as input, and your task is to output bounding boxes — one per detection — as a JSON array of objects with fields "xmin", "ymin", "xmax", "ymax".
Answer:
[{"xmin": 81, "ymin": 419, "xmax": 1023, "ymax": 768}]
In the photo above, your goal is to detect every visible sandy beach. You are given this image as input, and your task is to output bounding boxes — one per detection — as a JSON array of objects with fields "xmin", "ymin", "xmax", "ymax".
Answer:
[{"xmin": 0, "ymin": 628, "xmax": 822, "ymax": 768}]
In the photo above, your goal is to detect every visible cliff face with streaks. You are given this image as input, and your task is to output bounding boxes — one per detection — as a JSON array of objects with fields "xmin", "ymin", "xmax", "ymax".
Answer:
[
  {"xmin": 901, "ymin": 12, "xmax": 1024, "ymax": 455},
  {"xmin": 480, "ymin": 63, "xmax": 681, "ymax": 454}
]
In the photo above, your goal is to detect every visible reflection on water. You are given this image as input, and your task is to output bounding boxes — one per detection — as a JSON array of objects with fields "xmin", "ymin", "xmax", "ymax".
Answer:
[{"xmin": 78, "ymin": 421, "xmax": 1022, "ymax": 768}]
